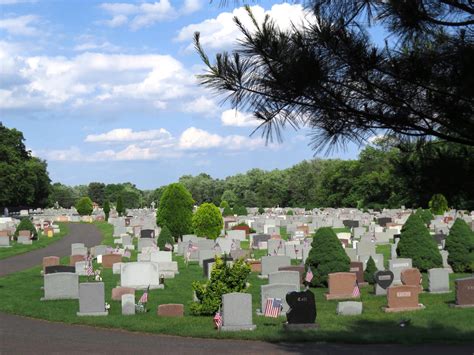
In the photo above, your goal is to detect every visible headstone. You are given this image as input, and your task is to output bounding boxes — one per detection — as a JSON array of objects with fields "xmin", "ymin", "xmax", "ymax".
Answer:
[
  {"xmin": 400, "ymin": 268, "xmax": 422, "ymax": 291},
  {"xmin": 389, "ymin": 258, "xmax": 412, "ymax": 284},
  {"xmin": 278, "ymin": 266, "xmax": 305, "ymax": 285},
  {"xmin": 202, "ymin": 258, "xmax": 215, "ymax": 277},
  {"xmin": 77, "ymin": 282, "xmax": 108, "ymax": 316},
  {"xmin": 102, "ymin": 254, "xmax": 122, "ymax": 268},
  {"xmin": 44, "ymin": 265, "xmax": 75, "ymax": 274},
  {"xmin": 111, "ymin": 287, "xmax": 135, "ymax": 301},
  {"xmin": 230, "ymin": 249, "xmax": 250, "ymax": 260},
  {"xmin": 42, "ymin": 256, "xmax": 60, "ymax": 273},
  {"xmin": 260, "ymin": 284, "xmax": 299, "ymax": 314},
  {"xmin": 150, "ymin": 251, "xmax": 172, "ymax": 263},
  {"xmin": 260, "ymin": 256, "xmax": 291, "ymax": 277},
  {"xmin": 120, "ymin": 262, "xmax": 162, "ymax": 290},
  {"xmin": 267, "ymin": 239, "xmax": 285, "ymax": 256},
  {"xmin": 0, "ymin": 235, "xmax": 10, "ymax": 247},
  {"xmin": 221, "ymin": 293, "xmax": 256, "ymax": 331},
  {"xmin": 75, "ymin": 261, "xmax": 88, "ymax": 276},
  {"xmin": 453, "ymin": 277, "xmax": 474, "ymax": 307},
  {"xmin": 70, "ymin": 254, "xmax": 85, "ymax": 266},
  {"xmin": 428, "ymin": 268, "xmax": 450, "ymax": 293},
  {"xmin": 374, "ymin": 270, "xmax": 394, "ymax": 296},
  {"xmin": 140, "ymin": 229, "xmax": 155, "ymax": 239},
  {"xmin": 42, "ymin": 273, "xmax": 79, "ymax": 300},
  {"xmin": 71, "ymin": 246, "xmax": 88, "ymax": 257},
  {"xmin": 157, "ymin": 304, "xmax": 184, "ymax": 317},
  {"xmin": 325, "ymin": 272, "xmax": 359, "ymax": 300},
  {"xmin": 138, "ymin": 238, "xmax": 155, "ymax": 252},
  {"xmin": 268, "ymin": 271, "xmax": 300, "ymax": 290},
  {"xmin": 113, "ymin": 262, "xmax": 122, "ymax": 275},
  {"xmin": 199, "ymin": 249, "xmax": 220, "ymax": 267},
  {"xmin": 336, "ymin": 301, "xmax": 363, "ymax": 316},
  {"xmin": 285, "ymin": 290, "xmax": 316, "ymax": 325},
  {"xmin": 385, "ymin": 285, "xmax": 423, "ymax": 313},
  {"xmin": 122, "ymin": 294, "xmax": 135, "ymax": 315},
  {"xmin": 349, "ymin": 262, "xmax": 366, "ymax": 285},
  {"xmin": 92, "ymin": 245, "xmax": 107, "ymax": 257}
]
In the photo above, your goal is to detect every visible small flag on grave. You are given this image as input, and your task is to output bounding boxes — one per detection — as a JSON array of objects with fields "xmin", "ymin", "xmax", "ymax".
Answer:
[
  {"xmin": 352, "ymin": 280, "xmax": 360, "ymax": 297},
  {"xmin": 305, "ymin": 266, "xmax": 313, "ymax": 284},
  {"xmin": 264, "ymin": 298, "xmax": 282, "ymax": 318},
  {"xmin": 213, "ymin": 308, "xmax": 222, "ymax": 330}
]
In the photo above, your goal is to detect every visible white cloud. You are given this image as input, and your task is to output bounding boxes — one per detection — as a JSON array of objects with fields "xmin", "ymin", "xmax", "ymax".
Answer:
[
  {"xmin": 176, "ymin": 3, "xmax": 313, "ymax": 51},
  {"xmin": 181, "ymin": 0, "xmax": 203, "ymax": 14},
  {"xmin": 221, "ymin": 109, "xmax": 261, "ymax": 127},
  {"xmin": 100, "ymin": 1, "xmax": 176, "ymax": 30},
  {"xmin": 0, "ymin": 15, "xmax": 41, "ymax": 36},
  {"xmin": 85, "ymin": 128, "xmax": 172, "ymax": 143},
  {"xmin": 178, "ymin": 126, "xmax": 266, "ymax": 150},
  {"xmin": 73, "ymin": 37, "xmax": 120, "ymax": 52},
  {"xmin": 182, "ymin": 96, "xmax": 218, "ymax": 115},
  {"xmin": 0, "ymin": 0, "xmax": 37, "ymax": 5}
]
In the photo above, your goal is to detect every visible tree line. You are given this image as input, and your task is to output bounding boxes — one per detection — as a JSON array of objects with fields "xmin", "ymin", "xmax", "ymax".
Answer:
[{"xmin": 1, "ymin": 122, "xmax": 473, "ymax": 211}]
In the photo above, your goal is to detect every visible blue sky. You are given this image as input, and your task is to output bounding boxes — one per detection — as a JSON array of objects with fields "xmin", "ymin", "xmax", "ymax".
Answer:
[{"xmin": 1, "ymin": 0, "xmax": 372, "ymax": 189}]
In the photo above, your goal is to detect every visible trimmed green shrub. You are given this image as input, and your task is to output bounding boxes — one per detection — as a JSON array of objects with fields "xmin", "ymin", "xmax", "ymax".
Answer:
[
  {"xmin": 414, "ymin": 208, "xmax": 433, "ymax": 226},
  {"xmin": 76, "ymin": 196, "xmax": 93, "ymax": 216},
  {"xmin": 14, "ymin": 218, "xmax": 37, "ymax": 239},
  {"xmin": 364, "ymin": 256, "xmax": 377, "ymax": 284},
  {"xmin": 233, "ymin": 205, "xmax": 248, "ymax": 216},
  {"xmin": 445, "ymin": 218, "xmax": 474, "ymax": 273},
  {"xmin": 157, "ymin": 183, "xmax": 194, "ymax": 241},
  {"xmin": 116, "ymin": 195, "xmax": 125, "ymax": 216},
  {"xmin": 286, "ymin": 210, "xmax": 294, "ymax": 216},
  {"xmin": 429, "ymin": 193, "xmax": 448, "ymax": 215},
  {"xmin": 103, "ymin": 200, "xmax": 110, "ymax": 220},
  {"xmin": 222, "ymin": 205, "xmax": 233, "ymax": 217},
  {"xmin": 258, "ymin": 207, "xmax": 265, "ymax": 214},
  {"xmin": 305, "ymin": 227, "xmax": 350, "ymax": 287},
  {"xmin": 190, "ymin": 256, "xmax": 250, "ymax": 315},
  {"xmin": 192, "ymin": 203, "xmax": 223, "ymax": 240},
  {"xmin": 397, "ymin": 214, "xmax": 443, "ymax": 271},
  {"xmin": 157, "ymin": 225, "xmax": 174, "ymax": 251}
]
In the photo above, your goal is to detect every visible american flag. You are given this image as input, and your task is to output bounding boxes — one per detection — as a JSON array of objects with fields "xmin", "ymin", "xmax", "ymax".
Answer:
[
  {"xmin": 186, "ymin": 243, "xmax": 198, "ymax": 262},
  {"xmin": 305, "ymin": 267, "xmax": 313, "ymax": 283},
  {"xmin": 352, "ymin": 280, "xmax": 360, "ymax": 298},
  {"xmin": 213, "ymin": 309, "xmax": 222, "ymax": 329},
  {"xmin": 86, "ymin": 259, "xmax": 94, "ymax": 277},
  {"xmin": 264, "ymin": 298, "xmax": 282, "ymax": 318},
  {"xmin": 139, "ymin": 287, "xmax": 149, "ymax": 304}
]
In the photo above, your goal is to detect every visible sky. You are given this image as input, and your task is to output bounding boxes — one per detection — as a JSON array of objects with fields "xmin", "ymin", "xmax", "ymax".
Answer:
[{"xmin": 1, "ymin": 0, "xmax": 374, "ymax": 189}]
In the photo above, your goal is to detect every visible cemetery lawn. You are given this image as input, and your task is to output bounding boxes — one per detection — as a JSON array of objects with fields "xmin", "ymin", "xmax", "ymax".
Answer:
[
  {"xmin": 376, "ymin": 244, "xmax": 391, "ymax": 268},
  {"xmin": 0, "ymin": 222, "xmax": 473, "ymax": 345},
  {"xmin": 0, "ymin": 223, "xmax": 69, "ymax": 260}
]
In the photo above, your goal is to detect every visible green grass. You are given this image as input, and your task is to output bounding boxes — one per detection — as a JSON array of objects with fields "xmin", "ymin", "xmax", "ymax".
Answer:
[
  {"xmin": 279, "ymin": 227, "xmax": 289, "ymax": 240},
  {"xmin": 0, "ymin": 221, "xmax": 473, "ymax": 344},
  {"xmin": 0, "ymin": 222, "xmax": 69, "ymax": 260},
  {"xmin": 376, "ymin": 244, "xmax": 392, "ymax": 269},
  {"xmin": 332, "ymin": 227, "xmax": 351, "ymax": 234}
]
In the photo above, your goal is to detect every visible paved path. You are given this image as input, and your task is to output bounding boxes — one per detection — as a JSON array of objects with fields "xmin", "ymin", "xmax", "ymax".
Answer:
[
  {"xmin": 1, "ymin": 312, "xmax": 472, "ymax": 355},
  {"xmin": 0, "ymin": 223, "xmax": 102, "ymax": 277},
  {"xmin": 0, "ymin": 224, "xmax": 472, "ymax": 354}
]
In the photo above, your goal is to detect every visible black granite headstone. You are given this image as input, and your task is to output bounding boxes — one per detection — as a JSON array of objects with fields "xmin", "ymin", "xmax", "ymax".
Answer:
[
  {"xmin": 44, "ymin": 265, "xmax": 76, "ymax": 274},
  {"xmin": 343, "ymin": 220, "xmax": 359, "ymax": 228},
  {"xmin": 140, "ymin": 229, "xmax": 155, "ymax": 239},
  {"xmin": 286, "ymin": 290, "xmax": 316, "ymax": 324},
  {"xmin": 202, "ymin": 258, "xmax": 215, "ymax": 277},
  {"xmin": 374, "ymin": 270, "xmax": 394, "ymax": 289},
  {"xmin": 377, "ymin": 217, "xmax": 392, "ymax": 227},
  {"xmin": 251, "ymin": 234, "xmax": 271, "ymax": 248}
]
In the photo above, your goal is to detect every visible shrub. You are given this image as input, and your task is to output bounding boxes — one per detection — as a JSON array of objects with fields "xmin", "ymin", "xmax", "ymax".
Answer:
[
  {"xmin": 258, "ymin": 207, "xmax": 265, "ymax": 214},
  {"xmin": 429, "ymin": 193, "xmax": 448, "ymax": 215},
  {"xmin": 286, "ymin": 210, "xmax": 294, "ymax": 216},
  {"xmin": 15, "ymin": 218, "xmax": 37, "ymax": 239},
  {"xmin": 445, "ymin": 218, "xmax": 474, "ymax": 273},
  {"xmin": 156, "ymin": 183, "xmax": 194, "ymax": 241},
  {"xmin": 364, "ymin": 256, "xmax": 377, "ymax": 284},
  {"xmin": 397, "ymin": 214, "xmax": 443, "ymax": 271},
  {"xmin": 222, "ymin": 205, "xmax": 234, "ymax": 217},
  {"xmin": 157, "ymin": 225, "xmax": 174, "ymax": 251},
  {"xmin": 103, "ymin": 200, "xmax": 110, "ymax": 220},
  {"xmin": 190, "ymin": 256, "xmax": 250, "ymax": 315},
  {"xmin": 305, "ymin": 227, "xmax": 350, "ymax": 287},
  {"xmin": 192, "ymin": 203, "xmax": 223, "ymax": 240},
  {"xmin": 414, "ymin": 208, "xmax": 433, "ymax": 226},
  {"xmin": 233, "ymin": 205, "xmax": 248, "ymax": 216},
  {"xmin": 116, "ymin": 195, "xmax": 125, "ymax": 216},
  {"xmin": 76, "ymin": 196, "xmax": 93, "ymax": 216}
]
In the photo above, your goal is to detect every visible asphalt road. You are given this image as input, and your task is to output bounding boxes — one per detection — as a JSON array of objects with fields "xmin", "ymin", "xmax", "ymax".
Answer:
[
  {"xmin": 0, "ymin": 223, "xmax": 102, "ymax": 277},
  {"xmin": 0, "ymin": 224, "xmax": 472, "ymax": 354}
]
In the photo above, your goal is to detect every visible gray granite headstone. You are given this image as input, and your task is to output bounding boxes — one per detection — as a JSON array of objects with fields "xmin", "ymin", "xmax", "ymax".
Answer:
[
  {"xmin": 336, "ymin": 301, "xmax": 363, "ymax": 316},
  {"xmin": 77, "ymin": 282, "xmax": 108, "ymax": 316},
  {"xmin": 42, "ymin": 273, "xmax": 79, "ymax": 300},
  {"xmin": 221, "ymin": 293, "xmax": 256, "ymax": 331},
  {"xmin": 261, "ymin": 256, "xmax": 291, "ymax": 277},
  {"xmin": 268, "ymin": 271, "xmax": 300, "ymax": 290},
  {"xmin": 428, "ymin": 268, "xmax": 450, "ymax": 293},
  {"xmin": 389, "ymin": 258, "xmax": 412, "ymax": 284},
  {"xmin": 260, "ymin": 283, "xmax": 298, "ymax": 314},
  {"xmin": 121, "ymin": 294, "xmax": 135, "ymax": 315}
]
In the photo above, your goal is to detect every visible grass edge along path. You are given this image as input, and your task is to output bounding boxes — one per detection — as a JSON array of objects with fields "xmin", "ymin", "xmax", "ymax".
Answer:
[
  {"xmin": 0, "ymin": 222, "xmax": 70, "ymax": 260},
  {"xmin": 0, "ymin": 221, "xmax": 473, "ymax": 344}
]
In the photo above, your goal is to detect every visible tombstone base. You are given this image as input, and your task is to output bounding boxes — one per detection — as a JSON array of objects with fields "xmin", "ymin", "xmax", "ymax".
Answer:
[
  {"xmin": 428, "ymin": 290, "xmax": 450, "ymax": 294},
  {"xmin": 449, "ymin": 303, "xmax": 474, "ymax": 308},
  {"xmin": 325, "ymin": 293, "xmax": 359, "ymax": 301},
  {"xmin": 77, "ymin": 311, "xmax": 109, "ymax": 316},
  {"xmin": 384, "ymin": 304, "xmax": 425, "ymax": 313},
  {"xmin": 220, "ymin": 324, "xmax": 256, "ymax": 332},
  {"xmin": 283, "ymin": 323, "xmax": 319, "ymax": 331},
  {"xmin": 257, "ymin": 275, "xmax": 269, "ymax": 279}
]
